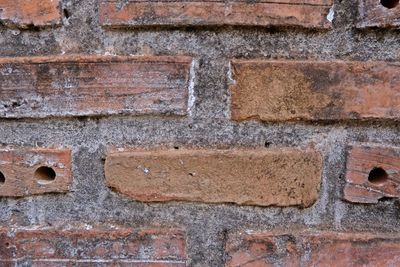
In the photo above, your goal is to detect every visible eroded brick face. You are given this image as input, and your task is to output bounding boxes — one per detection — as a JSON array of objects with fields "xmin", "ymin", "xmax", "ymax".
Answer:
[
  {"xmin": 99, "ymin": 0, "xmax": 333, "ymax": 29},
  {"xmin": 0, "ymin": 55, "xmax": 191, "ymax": 118},
  {"xmin": 0, "ymin": 224, "xmax": 187, "ymax": 266},
  {"xmin": 105, "ymin": 148, "xmax": 322, "ymax": 207},
  {"xmin": 0, "ymin": 147, "xmax": 72, "ymax": 197},
  {"xmin": 230, "ymin": 60, "xmax": 400, "ymax": 122},
  {"xmin": 358, "ymin": 0, "xmax": 400, "ymax": 28},
  {"xmin": 0, "ymin": 0, "xmax": 61, "ymax": 28},
  {"xmin": 344, "ymin": 144, "xmax": 400, "ymax": 203},
  {"xmin": 225, "ymin": 230, "xmax": 400, "ymax": 266}
]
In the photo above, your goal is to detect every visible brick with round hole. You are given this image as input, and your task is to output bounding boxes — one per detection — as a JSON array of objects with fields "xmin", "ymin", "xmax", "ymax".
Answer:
[
  {"xmin": 0, "ymin": 147, "xmax": 72, "ymax": 197},
  {"xmin": 344, "ymin": 144, "xmax": 400, "ymax": 203},
  {"xmin": 357, "ymin": 0, "xmax": 400, "ymax": 28}
]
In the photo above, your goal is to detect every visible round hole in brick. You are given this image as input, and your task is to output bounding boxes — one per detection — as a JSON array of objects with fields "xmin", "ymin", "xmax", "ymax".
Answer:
[
  {"xmin": 35, "ymin": 166, "xmax": 56, "ymax": 184},
  {"xmin": 0, "ymin": 171, "xmax": 5, "ymax": 184},
  {"xmin": 368, "ymin": 167, "xmax": 388, "ymax": 185},
  {"xmin": 381, "ymin": 0, "xmax": 399, "ymax": 9}
]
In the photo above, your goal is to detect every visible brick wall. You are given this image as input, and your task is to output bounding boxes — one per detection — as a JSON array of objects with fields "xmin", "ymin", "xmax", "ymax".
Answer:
[{"xmin": 0, "ymin": 0, "xmax": 399, "ymax": 266}]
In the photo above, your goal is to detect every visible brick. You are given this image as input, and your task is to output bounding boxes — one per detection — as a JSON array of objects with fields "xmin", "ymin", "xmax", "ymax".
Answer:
[
  {"xmin": 344, "ymin": 144, "xmax": 400, "ymax": 204},
  {"xmin": 99, "ymin": 0, "xmax": 333, "ymax": 29},
  {"xmin": 225, "ymin": 230, "xmax": 400, "ymax": 266},
  {"xmin": 0, "ymin": 223, "xmax": 186, "ymax": 266},
  {"xmin": 0, "ymin": 147, "xmax": 71, "ymax": 197},
  {"xmin": 0, "ymin": 0, "xmax": 61, "ymax": 28},
  {"xmin": 230, "ymin": 60, "xmax": 400, "ymax": 122},
  {"xmin": 0, "ymin": 55, "xmax": 191, "ymax": 118},
  {"xmin": 105, "ymin": 148, "xmax": 322, "ymax": 207},
  {"xmin": 357, "ymin": 0, "xmax": 400, "ymax": 28}
]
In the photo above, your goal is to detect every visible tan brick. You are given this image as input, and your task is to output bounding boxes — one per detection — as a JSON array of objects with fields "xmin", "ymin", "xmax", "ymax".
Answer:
[
  {"xmin": 357, "ymin": 0, "xmax": 400, "ymax": 28},
  {"xmin": 0, "ymin": 55, "xmax": 191, "ymax": 118},
  {"xmin": 225, "ymin": 230, "xmax": 400, "ymax": 267},
  {"xmin": 0, "ymin": 223, "xmax": 186, "ymax": 266},
  {"xmin": 344, "ymin": 144, "xmax": 400, "ymax": 204},
  {"xmin": 230, "ymin": 60, "xmax": 400, "ymax": 122},
  {"xmin": 0, "ymin": 147, "xmax": 72, "ymax": 197},
  {"xmin": 99, "ymin": 0, "xmax": 333, "ymax": 29},
  {"xmin": 0, "ymin": 0, "xmax": 61, "ymax": 28},
  {"xmin": 105, "ymin": 148, "xmax": 322, "ymax": 207}
]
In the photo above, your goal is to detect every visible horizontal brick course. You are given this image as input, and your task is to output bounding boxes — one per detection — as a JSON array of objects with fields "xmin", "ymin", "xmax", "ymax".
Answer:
[
  {"xmin": 230, "ymin": 60, "xmax": 400, "ymax": 122},
  {"xmin": 0, "ymin": 147, "xmax": 71, "ymax": 197},
  {"xmin": 225, "ymin": 230, "xmax": 400, "ymax": 266},
  {"xmin": 105, "ymin": 148, "xmax": 322, "ymax": 207},
  {"xmin": 0, "ymin": 55, "xmax": 192, "ymax": 118},
  {"xmin": 357, "ymin": 0, "xmax": 400, "ymax": 28},
  {"xmin": 0, "ymin": 0, "xmax": 61, "ymax": 28},
  {"xmin": 99, "ymin": 0, "xmax": 333, "ymax": 29},
  {"xmin": 344, "ymin": 144, "xmax": 400, "ymax": 203},
  {"xmin": 0, "ymin": 224, "xmax": 186, "ymax": 266}
]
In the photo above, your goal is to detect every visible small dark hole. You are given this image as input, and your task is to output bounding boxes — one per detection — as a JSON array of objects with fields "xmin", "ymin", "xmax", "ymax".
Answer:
[
  {"xmin": 174, "ymin": 146, "xmax": 180, "ymax": 150},
  {"xmin": 368, "ymin": 167, "xmax": 388, "ymax": 185},
  {"xmin": 264, "ymin": 141, "xmax": 271, "ymax": 148},
  {"xmin": 188, "ymin": 172, "xmax": 194, "ymax": 176},
  {"xmin": 0, "ymin": 171, "xmax": 4, "ymax": 184},
  {"xmin": 34, "ymin": 166, "xmax": 56, "ymax": 184},
  {"xmin": 381, "ymin": 0, "xmax": 399, "ymax": 8},
  {"xmin": 63, "ymin": 9, "xmax": 70, "ymax": 18}
]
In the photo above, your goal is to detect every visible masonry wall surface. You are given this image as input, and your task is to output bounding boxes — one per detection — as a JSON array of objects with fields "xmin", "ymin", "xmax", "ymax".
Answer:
[{"xmin": 0, "ymin": 0, "xmax": 400, "ymax": 266}]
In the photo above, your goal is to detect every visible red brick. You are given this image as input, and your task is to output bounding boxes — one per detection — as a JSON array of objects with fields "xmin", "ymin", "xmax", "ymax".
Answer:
[
  {"xmin": 0, "ymin": 147, "xmax": 72, "ymax": 197},
  {"xmin": 225, "ymin": 230, "xmax": 400, "ymax": 266},
  {"xmin": 344, "ymin": 144, "xmax": 400, "ymax": 204},
  {"xmin": 0, "ymin": 55, "xmax": 191, "ymax": 118},
  {"xmin": 99, "ymin": 0, "xmax": 333, "ymax": 29},
  {"xmin": 0, "ymin": 223, "xmax": 186, "ymax": 266},
  {"xmin": 105, "ymin": 148, "xmax": 322, "ymax": 207},
  {"xmin": 0, "ymin": 0, "xmax": 61, "ymax": 28},
  {"xmin": 357, "ymin": 0, "xmax": 400, "ymax": 28},
  {"xmin": 230, "ymin": 60, "xmax": 400, "ymax": 122}
]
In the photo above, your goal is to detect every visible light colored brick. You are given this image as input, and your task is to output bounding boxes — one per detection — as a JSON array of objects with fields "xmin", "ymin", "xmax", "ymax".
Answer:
[
  {"xmin": 0, "ymin": 55, "xmax": 192, "ymax": 118},
  {"xmin": 230, "ymin": 60, "xmax": 400, "ymax": 122},
  {"xmin": 0, "ymin": 0, "xmax": 61, "ymax": 28},
  {"xmin": 99, "ymin": 0, "xmax": 333, "ymax": 29},
  {"xmin": 105, "ymin": 148, "xmax": 322, "ymax": 207},
  {"xmin": 0, "ymin": 147, "xmax": 71, "ymax": 197}
]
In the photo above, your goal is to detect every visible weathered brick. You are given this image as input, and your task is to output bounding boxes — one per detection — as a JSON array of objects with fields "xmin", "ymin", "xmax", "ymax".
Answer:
[
  {"xmin": 344, "ymin": 144, "xmax": 400, "ymax": 204},
  {"xmin": 230, "ymin": 60, "xmax": 400, "ymax": 122},
  {"xmin": 105, "ymin": 148, "xmax": 322, "ymax": 207},
  {"xmin": 225, "ymin": 230, "xmax": 400, "ymax": 266},
  {"xmin": 99, "ymin": 0, "xmax": 333, "ymax": 29},
  {"xmin": 0, "ymin": 0, "xmax": 61, "ymax": 28},
  {"xmin": 0, "ymin": 147, "xmax": 72, "ymax": 197},
  {"xmin": 0, "ymin": 223, "xmax": 186, "ymax": 266},
  {"xmin": 0, "ymin": 55, "xmax": 191, "ymax": 118},
  {"xmin": 357, "ymin": 0, "xmax": 400, "ymax": 28}
]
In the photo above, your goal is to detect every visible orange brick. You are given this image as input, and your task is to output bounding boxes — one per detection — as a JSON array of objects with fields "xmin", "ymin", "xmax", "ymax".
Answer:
[
  {"xmin": 0, "ymin": 0, "xmax": 61, "ymax": 28},
  {"xmin": 225, "ymin": 230, "xmax": 400, "ymax": 266},
  {"xmin": 0, "ymin": 147, "xmax": 72, "ymax": 197},
  {"xmin": 0, "ymin": 223, "xmax": 186, "ymax": 266},
  {"xmin": 99, "ymin": 0, "xmax": 333, "ymax": 29},
  {"xmin": 105, "ymin": 148, "xmax": 322, "ymax": 207},
  {"xmin": 0, "ymin": 55, "xmax": 191, "ymax": 118},
  {"xmin": 230, "ymin": 60, "xmax": 400, "ymax": 122},
  {"xmin": 357, "ymin": 0, "xmax": 400, "ymax": 28},
  {"xmin": 344, "ymin": 144, "xmax": 400, "ymax": 203}
]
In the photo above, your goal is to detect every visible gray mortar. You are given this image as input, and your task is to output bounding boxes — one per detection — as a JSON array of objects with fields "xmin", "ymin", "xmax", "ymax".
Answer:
[{"xmin": 1, "ymin": 0, "xmax": 400, "ymax": 266}]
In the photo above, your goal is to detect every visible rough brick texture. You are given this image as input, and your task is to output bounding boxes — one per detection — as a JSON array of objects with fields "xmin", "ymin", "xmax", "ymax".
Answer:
[
  {"xmin": 230, "ymin": 60, "xmax": 400, "ymax": 122},
  {"xmin": 105, "ymin": 148, "xmax": 322, "ymax": 207},
  {"xmin": 0, "ymin": 147, "xmax": 71, "ymax": 197},
  {"xmin": 358, "ymin": 0, "xmax": 400, "ymax": 28},
  {"xmin": 0, "ymin": 224, "xmax": 186, "ymax": 266},
  {"xmin": 344, "ymin": 144, "xmax": 400, "ymax": 203},
  {"xmin": 99, "ymin": 0, "xmax": 333, "ymax": 29},
  {"xmin": 225, "ymin": 230, "xmax": 400, "ymax": 266},
  {"xmin": 0, "ymin": 0, "xmax": 61, "ymax": 28},
  {"xmin": 0, "ymin": 55, "xmax": 191, "ymax": 118}
]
